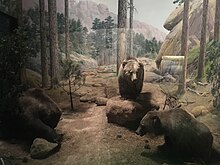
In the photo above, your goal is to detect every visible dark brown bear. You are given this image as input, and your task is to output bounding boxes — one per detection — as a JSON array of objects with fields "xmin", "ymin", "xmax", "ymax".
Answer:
[
  {"xmin": 136, "ymin": 108, "xmax": 213, "ymax": 162},
  {"xmin": 118, "ymin": 57, "xmax": 144, "ymax": 100},
  {"xmin": 18, "ymin": 88, "xmax": 62, "ymax": 143}
]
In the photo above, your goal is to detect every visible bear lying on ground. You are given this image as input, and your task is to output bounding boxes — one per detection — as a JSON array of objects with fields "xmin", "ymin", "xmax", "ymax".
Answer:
[
  {"xmin": 118, "ymin": 57, "xmax": 144, "ymax": 100},
  {"xmin": 136, "ymin": 108, "xmax": 213, "ymax": 162},
  {"xmin": 17, "ymin": 88, "xmax": 62, "ymax": 143}
]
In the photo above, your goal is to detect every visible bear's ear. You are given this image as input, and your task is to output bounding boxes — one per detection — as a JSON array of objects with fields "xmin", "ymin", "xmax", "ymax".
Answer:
[
  {"xmin": 122, "ymin": 61, "xmax": 127, "ymax": 68},
  {"xmin": 151, "ymin": 116, "xmax": 161, "ymax": 130},
  {"xmin": 139, "ymin": 62, "xmax": 144, "ymax": 68}
]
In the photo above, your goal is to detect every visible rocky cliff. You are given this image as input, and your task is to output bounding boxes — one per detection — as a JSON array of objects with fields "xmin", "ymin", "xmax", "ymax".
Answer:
[
  {"xmin": 157, "ymin": 0, "xmax": 216, "ymax": 64},
  {"xmin": 23, "ymin": 0, "xmax": 166, "ymax": 41}
]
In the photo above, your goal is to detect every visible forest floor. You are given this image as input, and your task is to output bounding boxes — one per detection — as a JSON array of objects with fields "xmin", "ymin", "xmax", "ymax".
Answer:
[{"xmin": 1, "ymin": 71, "xmax": 220, "ymax": 165}]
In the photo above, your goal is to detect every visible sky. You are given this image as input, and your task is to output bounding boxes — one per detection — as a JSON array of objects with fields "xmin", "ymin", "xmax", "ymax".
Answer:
[{"xmin": 86, "ymin": 0, "xmax": 178, "ymax": 33}]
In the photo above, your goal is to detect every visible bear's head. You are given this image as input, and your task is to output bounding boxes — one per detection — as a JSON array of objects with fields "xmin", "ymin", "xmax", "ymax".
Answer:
[
  {"xmin": 122, "ymin": 59, "xmax": 143, "ymax": 82},
  {"xmin": 135, "ymin": 110, "xmax": 162, "ymax": 136}
]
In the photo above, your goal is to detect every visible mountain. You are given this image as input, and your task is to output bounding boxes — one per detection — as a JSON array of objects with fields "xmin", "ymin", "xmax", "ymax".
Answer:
[
  {"xmin": 157, "ymin": 0, "xmax": 216, "ymax": 63},
  {"xmin": 23, "ymin": 0, "xmax": 166, "ymax": 41}
]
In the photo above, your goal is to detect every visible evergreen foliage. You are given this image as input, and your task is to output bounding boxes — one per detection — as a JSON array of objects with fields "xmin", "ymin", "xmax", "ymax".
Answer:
[
  {"xmin": 60, "ymin": 59, "xmax": 83, "ymax": 110},
  {"xmin": 0, "ymin": 25, "xmax": 38, "ymax": 120},
  {"xmin": 206, "ymin": 41, "xmax": 220, "ymax": 109}
]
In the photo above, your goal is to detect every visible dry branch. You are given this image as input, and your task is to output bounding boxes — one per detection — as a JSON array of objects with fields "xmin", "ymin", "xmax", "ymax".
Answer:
[
  {"xmin": 196, "ymin": 81, "xmax": 209, "ymax": 86},
  {"xmin": 187, "ymin": 87, "xmax": 209, "ymax": 97}
]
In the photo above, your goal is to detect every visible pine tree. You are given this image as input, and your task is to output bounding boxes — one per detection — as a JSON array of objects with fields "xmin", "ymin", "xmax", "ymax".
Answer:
[
  {"xmin": 65, "ymin": 0, "xmax": 70, "ymax": 59},
  {"xmin": 39, "ymin": 0, "xmax": 49, "ymax": 88},
  {"xmin": 128, "ymin": 0, "xmax": 134, "ymax": 57},
  {"xmin": 48, "ymin": 0, "xmax": 59, "ymax": 88},
  {"xmin": 214, "ymin": 0, "xmax": 220, "ymax": 41},
  {"xmin": 117, "ymin": 0, "xmax": 127, "ymax": 75},
  {"xmin": 178, "ymin": 0, "xmax": 189, "ymax": 94},
  {"xmin": 197, "ymin": 0, "xmax": 209, "ymax": 80}
]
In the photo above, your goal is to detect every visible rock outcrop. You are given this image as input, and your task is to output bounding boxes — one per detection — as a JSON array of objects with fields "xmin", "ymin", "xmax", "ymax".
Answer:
[
  {"xmin": 157, "ymin": 0, "xmax": 216, "ymax": 64},
  {"xmin": 69, "ymin": 52, "xmax": 98, "ymax": 70}
]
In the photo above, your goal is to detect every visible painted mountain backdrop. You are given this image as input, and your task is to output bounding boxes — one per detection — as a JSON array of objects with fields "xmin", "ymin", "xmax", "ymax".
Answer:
[{"xmin": 23, "ymin": 0, "xmax": 166, "ymax": 41}]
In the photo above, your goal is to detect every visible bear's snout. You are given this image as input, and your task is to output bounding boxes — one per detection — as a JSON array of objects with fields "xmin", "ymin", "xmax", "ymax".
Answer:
[
  {"xmin": 131, "ymin": 73, "xmax": 137, "ymax": 82},
  {"xmin": 135, "ymin": 126, "xmax": 145, "ymax": 136}
]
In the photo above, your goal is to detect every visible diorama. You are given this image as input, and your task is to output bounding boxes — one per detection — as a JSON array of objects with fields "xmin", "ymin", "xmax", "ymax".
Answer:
[{"xmin": 0, "ymin": 0, "xmax": 220, "ymax": 164}]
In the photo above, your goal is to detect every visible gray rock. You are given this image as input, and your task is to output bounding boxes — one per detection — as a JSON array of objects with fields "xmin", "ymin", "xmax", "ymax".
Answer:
[
  {"xmin": 104, "ymin": 86, "xmax": 118, "ymax": 98},
  {"xmin": 163, "ymin": 73, "xmax": 176, "ymax": 83},
  {"xmin": 95, "ymin": 97, "xmax": 108, "ymax": 106},
  {"xmin": 144, "ymin": 72, "xmax": 163, "ymax": 83},
  {"xmin": 190, "ymin": 106, "xmax": 209, "ymax": 118},
  {"xmin": 80, "ymin": 94, "xmax": 96, "ymax": 102},
  {"xmin": 30, "ymin": 138, "xmax": 59, "ymax": 159}
]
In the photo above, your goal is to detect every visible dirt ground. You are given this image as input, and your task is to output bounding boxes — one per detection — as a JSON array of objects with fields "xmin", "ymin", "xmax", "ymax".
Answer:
[{"xmin": 0, "ymin": 72, "xmax": 220, "ymax": 165}]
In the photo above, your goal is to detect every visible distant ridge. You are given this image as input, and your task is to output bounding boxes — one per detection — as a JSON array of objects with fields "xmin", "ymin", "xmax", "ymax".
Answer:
[{"xmin": 23, "ymin": 0, "xmax": 166, "ymax": 41}]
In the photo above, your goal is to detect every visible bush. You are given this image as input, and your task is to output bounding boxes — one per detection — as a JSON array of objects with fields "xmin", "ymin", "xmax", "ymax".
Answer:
[
  {"xmin": 60, "ymin": 59, "xmax": 83, "ymax": 110},
  {"xmin": 206, "ymin": 41, "xmax": 220, "ymax": 109},
  {"xmin": 0, "ymin": 25, "xmax": 38, "ymax": 120}
]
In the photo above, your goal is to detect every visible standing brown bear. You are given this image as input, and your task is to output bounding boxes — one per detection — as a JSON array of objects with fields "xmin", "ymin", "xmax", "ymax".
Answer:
[
  {"xmin": 136, "ymin": 108, "xmax": 213, "ymax": 162},
  {"xmin": 118, "ymin": 57, "xmax": 144, "ymax": 100}
]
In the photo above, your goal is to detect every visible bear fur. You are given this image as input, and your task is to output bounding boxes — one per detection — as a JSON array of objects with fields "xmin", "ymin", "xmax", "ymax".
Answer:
[
  {"xmin": 136, "ymin": 108, "xmax": 213, "ymax": 162},
  {"xmin": 118, "ymin": 57, "xmax": 144, "ymax": 100},
  {"xmin": 17, "ymin": 88, "xmax": 62, "ymax": 143}
]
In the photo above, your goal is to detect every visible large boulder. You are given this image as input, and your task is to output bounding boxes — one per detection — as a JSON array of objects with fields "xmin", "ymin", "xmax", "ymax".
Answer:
[
  {"xmin": 30, "ymin": 138, "xmax": 59, "ymax": 159},
  {"xmin": 157, "ymin": 0, "xmax": 216, "ymax": 66},
  {"xmin": 190, "ymin": 106, "xmax": 210, "ymax": 118},
  {"xmin": 106, "ymin": 95, "xmax": 159, "ymax": 129}
]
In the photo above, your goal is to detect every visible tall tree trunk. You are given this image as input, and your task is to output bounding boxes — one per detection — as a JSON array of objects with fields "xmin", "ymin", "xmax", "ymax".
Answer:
[
  {"xmin": 39, "ymin": 0, "xmax": 49, "ymax": 88},
  {"xmin": 17, "ymin": 0, "xmax": 27, "ymax": 84},
  {"xmin": 214, "ymin": 0, "xmax": 220, "ymax": 41},
  {"xmin": 129, "ymin": 0, "xmax": 134, "ymax": 57},
  {"xmin": 117, "ymin": 0, "xmax": 127, "ymax": 75},
  {"xmin": 9, "ymin": 0, "xmax": 12, "ymax": 14},
  {"xmin": 17, "ymin": 0, "xmax": 22, "ymax": 26},
  {"xmin": 65, "ymin": 0, "xmax": 70, "ymax": 59},
  {"xmin": 69, "ymin": 79, "xmax": 74, "ymax": 111},
  {"xmin": 197, "ymin": 0, "xmax": 209, "ymax": 80},
  {"xmin": 48, "ymin": 0, "xmax": 59, "ymax": 88},
  {"xmin": 106, "ymin": 28, "xmax": 112, "ymax": 65},
  {"xmin": 178, "ymin": 0, "xmax": 189, "ymax": 94}
]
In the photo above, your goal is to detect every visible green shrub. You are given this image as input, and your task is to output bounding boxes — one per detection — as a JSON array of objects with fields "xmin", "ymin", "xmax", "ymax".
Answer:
[{"xmin": 206, "ymin": 41, "xmax": 220, "ymax": 109}]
